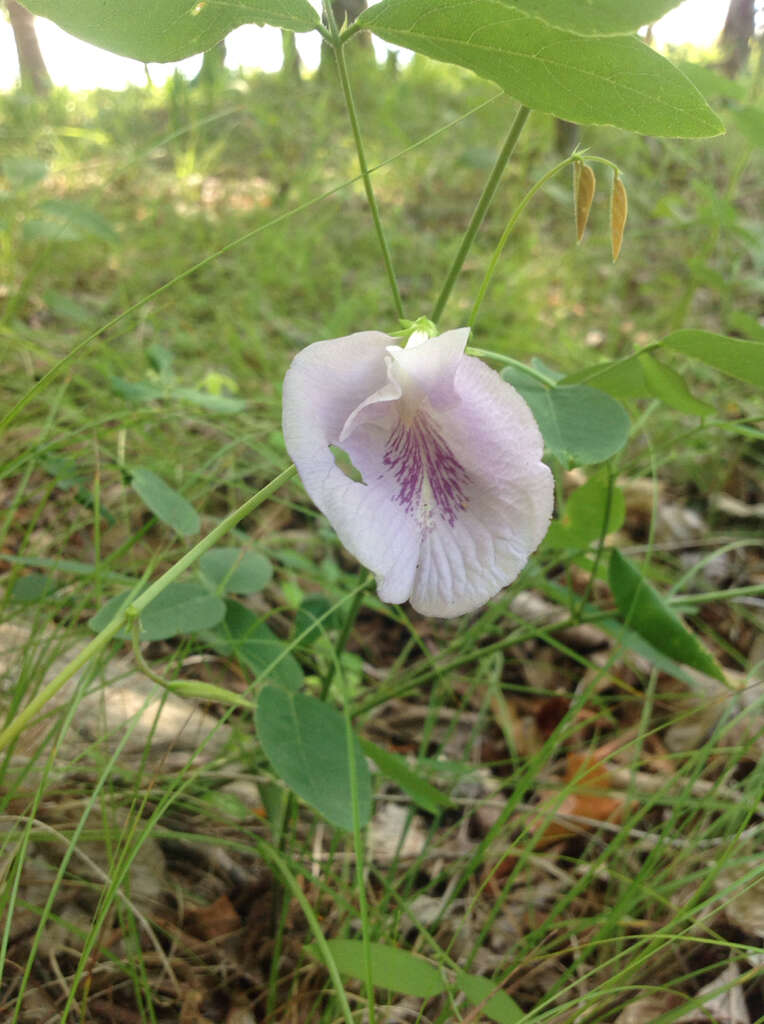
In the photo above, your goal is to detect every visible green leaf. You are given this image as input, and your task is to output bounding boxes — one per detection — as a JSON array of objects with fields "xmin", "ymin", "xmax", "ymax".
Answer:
[
  {"xmin": 2, "ymin": 156, "xmax": 48, "ymax": 188},
  {"xmin": 90, "ymin": 582, "xmax": 225, "ymax": 641},
  {"xmin": 23, "ymin": 0, "xmax": 320, "ymax": 62},
  {"xmin": 34, "ymin": 199, "xmax": 118, "ymax": 243},
  {"xmin": 662, "ymin": 330, "xmax": 764, "ymax": 389},
  {"xmin": 358, "ymin": 1, "xmax": 723, "ymax": 138},
  {"xmin": 502, "ymin": 368, "xmax": 630, "ymax": 466},
  {"xmin": 199, "ymin": 547, "xmax": 273, "ymax": 595},
  {"xmin": 318, "ymin": 940, "xmax": 445, "ymax": 998},
  {"xmin": 678, "ymin": 61, "xmax": 746, "ymax": 103},
  {"xmin": 130, "ymin": 466, "xmax": 200, "ymax": 536},
  {"xmin": 637, "ymin": 353, "xmax": 715, "ymax": 416},
  {"xmin": 730, "ymin": 105, "xmax": 764, "ymax": 148},
  {"xmin": 545, "ymin": 473, "xmax": 625, "ymax": 549},
  {"xmin": 561, "ymin": 350, "xmax": 715, "ymax": 415},
  {"xmin": 561, "ymin": 353, "xmax": 651, "ymax": 399},
  {"xmin": 361, "ymin": 738, "xmax": 451, "ymax": 815},
  {"xmin": 9, "ymin": 574, "xmax": 60, "ymax": 603},
  {"xmin": 171, "ymin": 387, "xmax": 248, "ymax": 413},
  {"xmin": 256, "ymin": 685, "xmax": 372, "ymax": 831},
  {"xmin": 205, "ymin": 599, "xmax": 303, "ymax": 691},
  {"xmin": 492, "ymin": 0, "xmax": 681, "ymax": 37},
  {"xmin": 294, "ymin": 595, "xmax": 344, "ymax": 646},
  {"xmin": 609, "ymin": 551, "xmax": 724, "ymax": 682},
  {"xmin": 457, "ymin": 971, "xmax": 524, "ymax": 1024},
  {"xmin": 110, "ymin": 377, "xmax": 164, "ymax": 403}
]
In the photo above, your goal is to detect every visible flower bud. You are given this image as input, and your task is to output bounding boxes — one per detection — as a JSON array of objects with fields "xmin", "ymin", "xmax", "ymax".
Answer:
[
  {"xmin": 610, "ymin": 174, "xmax": 628, "ymax": 262},
  {"xmin": 573, "ymin": 161, "xmax": 596, "ymax": 243}
]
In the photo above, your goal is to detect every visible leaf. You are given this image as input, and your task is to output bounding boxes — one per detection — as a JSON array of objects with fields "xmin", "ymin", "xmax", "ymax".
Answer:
[
  {"xmin": 2, "ymin": 156, "xmax": 48, "ymax": 188},
  {"xmin": 23, "ymin": 0, "xmax": 320, "ymax": 62},
  {"xmin": 358, "ymin": 1, "xmax": 723, "ymax": 138},
  {"xmin": 90, "ymin": 582, "xmax": 225, "ymax": 641},
  {"xmin": 560, "ymin": 351, "xmax": 715, "ymax": 414},
  {"xmin": 131, "ymin": 466, "xmax": 200, "ymax": 536},
  {"xmin": 199, "ymin": 547, "xmax": 273, "ymax": 595},
  {"xmin": 560, "ymin": 353, "xmax": 650, "ymax": 398},
  {"xmin": 256, "ymin": 685, "xmax": 372, "ymax": 831},
  {"xmin": 457, "ymin": 971, "xmax": 525, "ymax": 1024},
  {"xmin": 130, "ymin": 583, "xmax": 226, "ymax": 641},
  {"xmin": 146, "ymin": 343, "xmax": 174, "ymax": 378},
  {"xmin": 662, "ymin": 330, "xmax": 764, "ymax": 389},
  {"xmin": 730, "ymin": 104, "xmax": 764, "ymax": 148},
  {"xmin": 9, "ymin": 574, "xmax": 60, "ymax": 603},
  {"xmin": 545, "ymin": 473, "xmax": 625, "ymax": 549},
  {"xmin": 171, "ymin": 388, "xmax": 248, "ymax": 413},
  {"xmin": 34, "ymin": 199, "xmax": 118, "ymax": 243},
  {"xmin": 637, "ymin": 353, "xmax": 714, "ymax": 416},
  {"xmin": 609, "ymin": 551, "xmax": 724, "ymax": 682},
  {"xmin": 492, "ymin": 0, "xmax": 682, "ymax": 37},
  {"xmin": 361, "ymin": 738, "xmax": 451, "ymax": 814},
  {"xmin": 294, "ymin": 595, "xmax": 344, "ymax": 646},
  {"xmin": 205, "ymin": 599, "xmax": 303, "ymax": 691},
  {"xmin": 110, "ymin": 377, "xmax": 164, "ymax": 403},
  {"xmin": 502, "ymin": 368, "xmax": 630, "ymax": 466},
  {"xmin": 317, "ymin": 940, "xmax": 445, "ymax": 998}
]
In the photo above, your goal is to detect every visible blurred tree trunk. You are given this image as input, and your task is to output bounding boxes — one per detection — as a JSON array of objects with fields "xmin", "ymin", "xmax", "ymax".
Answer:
[
  {"xmin": 718, "ymin": 0, "xmax": 755, "ymax": 77},
  {"xmin": 320, "ymin": 0, "xmax": 372, "ymax": 71},
  {"xmin": 282, "ymin": 29, "xmax": 302, "ymax": 83},
  {"xmin": 554, "ymin": 119, "xmax": 580, "ymax": 155},
  {"xmin": 6, "ymin": 0, "xmax": 52, "ymax": 94}
]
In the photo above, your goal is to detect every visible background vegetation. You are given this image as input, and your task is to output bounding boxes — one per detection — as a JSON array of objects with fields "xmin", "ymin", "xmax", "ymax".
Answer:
[{"xmin": 0, "ymin": 14, "xmax": 762, "ymax": 1023}]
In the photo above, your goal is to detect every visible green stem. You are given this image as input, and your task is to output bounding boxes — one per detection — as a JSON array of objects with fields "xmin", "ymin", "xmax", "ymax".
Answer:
[
  {"xmin": 319, "ymin": 571, "xmax": 373, "ymax": 700},
  {"xmin": 256, "ymin": 842, "xmax": 355, "ymax": 1024},
  {"xmin": 466, "ymin": 346, "xmax": 556, "ymax": 386},
  {"xmin": 129, "ymin": 464, "xmax": 296, "ymax": 615},
  {"xmin": 432, "ymin": 104, "xmax": 531, "ymax": 323},
  {"xmin": 574, "ymin": 463, "xmax": 616, "ymax": 619},
  {"xmin": 469, "ymin": 152, "xmax": 620, "ymax": 328},
  {"xmin": 325, "ymin": 3, "xmax": 403, "ymax": 319},
  {"xmin": 669, "ymin": 583, "xmax": 764, "ymax": 605},
  {"xmin": 0, "ymin": 465, "xmax": 296, "ymax": 755},
  {"xmin": 342, "ymin": 662, "xmax": 376, "ymax": 1024}
]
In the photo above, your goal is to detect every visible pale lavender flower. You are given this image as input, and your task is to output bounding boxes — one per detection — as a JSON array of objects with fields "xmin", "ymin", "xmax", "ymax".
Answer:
[{"xmin": 282, "ymin": 327, "xmax": 553, "ymax": 617}]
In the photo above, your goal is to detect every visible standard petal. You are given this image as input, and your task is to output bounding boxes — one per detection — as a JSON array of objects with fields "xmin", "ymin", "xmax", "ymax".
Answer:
[
  {"xmin": 407, "ymin": 355, "xmax": 553, "ymax": 617},
  {"xmin": 282, "ymin": 331, "xmax": 420, "ymax": 603},
  {"xmin": 387, "ymin": 327, "xmax": 470, "ymax": 412}
]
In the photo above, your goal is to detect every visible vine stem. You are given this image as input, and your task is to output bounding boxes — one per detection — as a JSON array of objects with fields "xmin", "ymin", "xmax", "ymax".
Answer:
[
  {"xmin": 0, "ymin": 464, "xmax": 297, "ymax": 755},
  {"xmin": 431, "ymin": 104, "xmax": 530, "ymax": 323},
  {"xmin": 342, "ymin": 657, "xmax": 377, "ymax": 1024},
  {"xmin": 325, "ymin": 3, "xmax": 404, "ymax": 319}
]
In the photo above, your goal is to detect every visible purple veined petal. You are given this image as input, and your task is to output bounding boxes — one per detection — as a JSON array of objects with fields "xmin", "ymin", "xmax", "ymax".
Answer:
[
  {"xmin": 283, "ymin": 330, "xmax": 554, "ymax": 618},
  {"xmin": 406, "ymin": 354, "xmax": 553, "ymax": 616}
]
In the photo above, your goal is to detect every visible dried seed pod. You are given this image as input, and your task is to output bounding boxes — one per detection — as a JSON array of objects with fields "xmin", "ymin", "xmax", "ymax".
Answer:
[
  {"xmin": 574, "ymin": 161, "xmax": 596, "ymax": 243},
  {"xmin": 610, "ymin": 174, "xmax": 628, "ymax": 262}
]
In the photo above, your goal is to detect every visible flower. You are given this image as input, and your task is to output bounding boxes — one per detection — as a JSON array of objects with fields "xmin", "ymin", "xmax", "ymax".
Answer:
[{"xmin": 282, "ymin": 327, "xmax": 553, "ymax": 617}]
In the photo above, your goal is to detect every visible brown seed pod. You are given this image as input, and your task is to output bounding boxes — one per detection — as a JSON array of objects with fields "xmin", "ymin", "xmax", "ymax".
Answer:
[
  {"xmin": 610, "ymin": 174, "xmax": 628, "ymax": 262},
  {"xmin": 574, "ymin": 161, "xmax": 596, "ymax": 243}
]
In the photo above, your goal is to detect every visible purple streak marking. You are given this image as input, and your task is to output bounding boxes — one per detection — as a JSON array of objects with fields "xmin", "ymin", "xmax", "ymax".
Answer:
[{"xmin": 382, "ymin": 412, "xmax": 470, "ymax": 527}]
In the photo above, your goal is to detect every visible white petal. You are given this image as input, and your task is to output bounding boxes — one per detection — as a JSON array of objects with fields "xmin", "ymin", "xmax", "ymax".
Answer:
[{"xmin": 282, "ymin": 331, "xmax": 420, "ymax": 602}]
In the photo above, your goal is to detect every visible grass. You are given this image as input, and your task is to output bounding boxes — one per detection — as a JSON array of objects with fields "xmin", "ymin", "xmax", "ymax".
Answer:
[{"xmin": 0, "ymin": 46, "xmax": 763, "ymax": 1024}]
